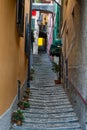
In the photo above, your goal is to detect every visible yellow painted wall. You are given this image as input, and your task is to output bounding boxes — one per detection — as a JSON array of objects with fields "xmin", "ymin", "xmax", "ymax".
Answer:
[
  {"xmin": 42, "ymin": 13, "xmax": 48, "ymax": 25},
  {"xmin": 0, "ymin": 0, "xmax": 30, "ymax": 115}
]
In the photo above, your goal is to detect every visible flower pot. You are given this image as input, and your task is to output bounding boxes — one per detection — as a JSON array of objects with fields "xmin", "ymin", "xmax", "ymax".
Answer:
[
  {"xmin": 30, "ymin": 75, "xmax": 33, "ymax": 80},
  {"xmin": 19, "ymin": 105, "xmax": 25, "ymax": 110},
  {"xmin": 11, "ymin": 110, "xmax": 24, "ymax": 126},
  {"xmin": 11, "ymin": 119, "xmax": 17, "ymax": 124},
  {"xmin": 17, "ymin": 120, "xmax": 22, "ymax": 126},
  {"xmin": 54, "ymin": 80, "xmax": 61, "ymax": 84},
  {"xmin": 22, "ymin": 98, "xmax": 29, "ymax": 102}
]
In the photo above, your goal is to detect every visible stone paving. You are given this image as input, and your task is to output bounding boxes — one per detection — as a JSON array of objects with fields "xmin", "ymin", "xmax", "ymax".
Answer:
[{"xmin": 12, "ymin": 54, "xmax": 82, "ymax": 130}]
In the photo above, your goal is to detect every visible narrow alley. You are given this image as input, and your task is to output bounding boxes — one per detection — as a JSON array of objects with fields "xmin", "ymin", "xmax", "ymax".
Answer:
[
  {"xmin": 12, "ymin": 54, "xmax": 82, "ymax": 130},
  {"xmin": 1, "ymin": 0, "xmax": 87, "ymax": 130}
]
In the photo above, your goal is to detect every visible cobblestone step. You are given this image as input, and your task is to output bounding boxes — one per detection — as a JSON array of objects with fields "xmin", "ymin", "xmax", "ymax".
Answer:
[
  {"xmin": 30, "ymin": 94, "xmax": 67, "ymax": 98},
  {"xmin": 28, "ymin": 105, "xmax": 72, "ymax": 110},
  {"xmin": 22, "ymin": 122, "xmax": 81, "ymax": 129},
  {"xmin": 30, "ymin": 85, "xmax": 63, "ymax": 90},
  {"xmin": 12, "ymin": 127, "xmax": 82, "ymax": 130},
  {"xmin": 29, "ymin": 98, "xmax": 69, "ymax": 102},
  {"xmin": 30, "ymin": 90, "xmax": 66, "ymax": 94},
  {"xmin": 24, "ymin": 112, "xmax": 77, "ymax": 118},
  {"xmin": 29, "ymin": 101, "xmax": 71, "ymax": 107},
  {"xmin": 22, "ymin": 107, "xmax": 74, "ymax": 114},
  {"xmin": 29, "ymin": 95, "xmax": 68, "ymax": 100},
  {"xmin": 24, "ymin": 116, "xmax": 79, "ymax": 123},
  {"xmin": 30, "ymin": 85, "xmax": 62, "ymax": 89},
  {"xmin": 30, "ymin": 96, "xmax": 68, "ymax": 101},
  {"xmin": 11, "ymin": 54, "xmax": 82, "ymax": 130}
]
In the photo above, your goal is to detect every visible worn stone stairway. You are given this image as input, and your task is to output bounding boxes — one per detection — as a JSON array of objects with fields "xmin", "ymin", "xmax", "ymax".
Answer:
[{"xmin": 12, "ymin": 54, "xmax": 82, "ymax": 130}]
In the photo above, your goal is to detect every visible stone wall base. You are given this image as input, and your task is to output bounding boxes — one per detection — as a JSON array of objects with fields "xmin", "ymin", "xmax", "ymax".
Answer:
[{"xmin": 0, "ymin": 79, "xmax": 27, "ymax": 130}]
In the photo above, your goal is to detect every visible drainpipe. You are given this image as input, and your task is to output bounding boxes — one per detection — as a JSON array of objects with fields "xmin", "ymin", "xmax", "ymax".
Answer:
[
  {"xmin": 27, "ymin": 0, "xmax": 32, "ymax": 88},
  {"xmin": 18, "ymin": 80, "xmax": 21, "ymax": 101},
  {"xmin": 59, "ymin": 54, "xmax": 61, "ymax": 81},
  {"xmin": 65, "ymin": 59, "xmax": 68, "ymax": 88}
]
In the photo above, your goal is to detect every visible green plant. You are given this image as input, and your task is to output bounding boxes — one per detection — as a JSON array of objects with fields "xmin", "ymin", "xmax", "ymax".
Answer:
[
  {"xmin": 30, "ymin": 74, "xmax": 33, "ymax": 80},
  {"xmin": 52, "ymin": 62, "xmax": 60, "ymax": 80},
  {"xmin": 23, "ymin": 101, "xmax": 30, "ymax": 108},
  {"xmin": 11, "ymin": 110, "xmax": 24, "ymax": 124},
  {"xmin": 30, "ymin": 68, "xmax": 35, "ymax": 75},
  {"xmin": 23, "ymin": 94, "xmax": 29, "ymax": 99},
  {"xmin": 24, "ymin": 88, "xmax": 30, "ymax": 95},
  {"xmin": 25, "ymin": 88, "xmax": 30, "ymax": 93},
  {"xmin": 17, "ymin": 101, "xmax": 30, "ymax": 109}
]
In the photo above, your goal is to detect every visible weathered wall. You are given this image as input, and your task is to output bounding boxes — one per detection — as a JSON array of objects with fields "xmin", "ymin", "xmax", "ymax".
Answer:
[
  {"xmin": 0, "ymin": 0, "xmax": 30, "ymax": 115},
  {"xmin": 47, "ymin": 13, "xmax": 53, "ymax": 54},
  {"xmin": 62, "ymin": 0, "xmax": 87, "ymax": 129}
]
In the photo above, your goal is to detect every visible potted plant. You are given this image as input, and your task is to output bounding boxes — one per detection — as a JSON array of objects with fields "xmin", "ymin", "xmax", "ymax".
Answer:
[
  {"xmin": 30, "ymin": 67, "xmax": 35, "ymax": 80},
  {"xmin": 52, "ymin": 62, "xmax": 61, "ymax": 84},
  {"xmin": 30, "ymin": 74, "xmax": 34, "ymax": 80},
  {"xmin": 11, "ymin": 110, "xmax": 25, "ymax": 126},
  {"xmin": 24, "ymin": 88, "xmax": 30, "ymax": 95},
  {"xmin": 23, "ymin": 93, "xmax": 29, "ymax": 101},
  {"xmin": 30, "ymin": 68, "xmax": 35, "ymax": 75},
  {"xmin": 17, "ymin": 101, "xmax": 30, "ymax": 109}
]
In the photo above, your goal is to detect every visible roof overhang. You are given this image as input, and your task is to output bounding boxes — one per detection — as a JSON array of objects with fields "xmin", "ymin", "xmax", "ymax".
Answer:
[{"xmin": 32, "ymin": 3, "xmax": 54, "ymax": 13}]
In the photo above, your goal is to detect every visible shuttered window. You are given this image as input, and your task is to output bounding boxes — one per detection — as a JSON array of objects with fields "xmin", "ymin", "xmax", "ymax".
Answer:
[{"xmin": 16, "ymin": 0, "xmax": 24, "ymax": 37}]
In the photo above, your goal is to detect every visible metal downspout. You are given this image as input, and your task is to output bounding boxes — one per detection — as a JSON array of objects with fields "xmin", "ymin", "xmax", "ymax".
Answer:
[{"xmin": 27, "ymin": 0, "xmax": 32, "ymax": 88}]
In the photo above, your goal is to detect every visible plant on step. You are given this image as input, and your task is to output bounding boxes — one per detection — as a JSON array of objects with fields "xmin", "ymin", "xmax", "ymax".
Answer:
[
  {"xmin": 30, "ymin": 67, "xmax": 35, "ymax": 75},
  {"xmin": 30, "ymin": 67, "xmax": 35, "ymax": 80},
  {"xmin": 22, "ymin": 97, "xmax": 29, "ymax": 102},
  {"xmin": 52, "ymin": 62, "xmax": 59, "ymax": 79},
  {"xmin": 23, "ymin": 93, "xmax": 29, "ymax": 101},
  {"xmin": 17, "ymin": 101, "xmax": 30, "ymax": 109},
  {"xmin": 52, "ymin": 62, "xmax": 61, "ymax": 84},
  {"xmin": 11, "ymin": 110, "xmax": 25, "ymax": 126},
  {"xmin": 23, "ymin": 88, "xmax": 30, "ymax": 101},
  {"xmin": 24, "ymin": 88, "xmax": 30, "ymax": 95},
  {"xmin": 30, "ymin": 74, "xmax": 33, "ymax": 80}
]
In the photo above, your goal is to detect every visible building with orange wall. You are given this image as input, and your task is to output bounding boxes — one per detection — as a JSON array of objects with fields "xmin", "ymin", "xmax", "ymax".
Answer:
[{"xmin": 0, "ymin": 0, "xmax": 30, "ymax": 129}]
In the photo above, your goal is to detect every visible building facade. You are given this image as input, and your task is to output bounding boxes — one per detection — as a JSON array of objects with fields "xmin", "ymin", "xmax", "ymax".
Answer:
[
  {"xmin": 32, "ymin": 11, "xmax": 39, "ymax": 54},
  {"xmin": 0, "ymin": 0, "xmax": 30, "ymax": 129},
  {"xmin": 61, "ymin": 0, "xmax": 87, "ymax": 129}
]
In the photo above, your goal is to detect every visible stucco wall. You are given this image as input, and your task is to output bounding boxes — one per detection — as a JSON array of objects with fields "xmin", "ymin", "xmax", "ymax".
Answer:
[
  {"xmin": 62, "ymin": 0, "xmax": 87, "ymax": 129},
  {"xmin": 0, "ymin": 0, "xmax": 30, "ymax": 115}
]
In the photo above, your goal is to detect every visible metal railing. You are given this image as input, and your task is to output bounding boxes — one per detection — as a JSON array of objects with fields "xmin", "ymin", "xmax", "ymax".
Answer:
[
  {"xmin": 68, "ymin": 78, "xmax": 87, "ymax": 105},
  {"xmin": 63, "ymin": 71, "xmax": 87, "ymax": 106}
]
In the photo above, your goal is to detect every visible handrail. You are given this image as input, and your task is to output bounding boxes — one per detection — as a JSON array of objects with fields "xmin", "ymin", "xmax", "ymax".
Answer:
[
  {"xmin": 68, "ymin": 78, "xmax": 87, "ymax": 106},
  {"xmin": 63, "ymin": 73, "xmax": 87, "ymax": 105}
]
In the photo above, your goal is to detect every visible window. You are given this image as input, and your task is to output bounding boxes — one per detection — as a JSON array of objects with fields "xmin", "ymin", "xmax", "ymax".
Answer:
[{"xmin": 16, "ymin": 0, "xmax": 24, "ymax": 37}]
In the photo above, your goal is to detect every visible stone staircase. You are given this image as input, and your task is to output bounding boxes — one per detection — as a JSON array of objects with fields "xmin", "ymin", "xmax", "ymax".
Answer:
[{"xmin": 11, "ymin": 54, "xmax": 82, "ymax": 130}]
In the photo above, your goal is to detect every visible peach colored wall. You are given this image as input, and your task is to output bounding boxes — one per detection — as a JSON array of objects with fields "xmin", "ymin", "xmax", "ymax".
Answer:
[{"xmin": 0, "ymin": 0, "xmax": 30, "ymax": 115}]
